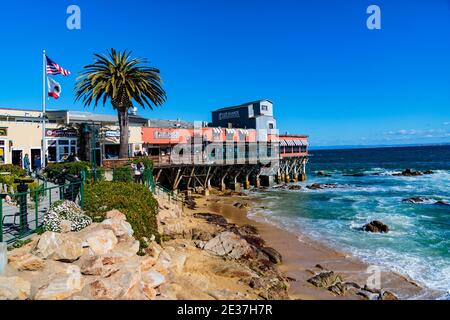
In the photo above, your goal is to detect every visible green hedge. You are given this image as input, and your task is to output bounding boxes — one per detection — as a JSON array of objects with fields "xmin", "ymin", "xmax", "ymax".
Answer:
[
  {"xmin": 84, "ymin": 181, "xmax": 160, "ymax": 253},
  {"xmin": 44, "ymin": 161, "xmax": 105, "ymax": 181},
  {"xmin": 112, "ymin": 166, "xmax": 133, "ymax": 182},
  {"xmin": 0, "ymin": 164, "xmax": 26, "ymax": 177}
]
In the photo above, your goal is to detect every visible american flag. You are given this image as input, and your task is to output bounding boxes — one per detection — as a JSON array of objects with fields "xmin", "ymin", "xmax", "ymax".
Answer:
[{"xmin": 46, "ymin": 56, "xmax": 71, "ymax": 76}]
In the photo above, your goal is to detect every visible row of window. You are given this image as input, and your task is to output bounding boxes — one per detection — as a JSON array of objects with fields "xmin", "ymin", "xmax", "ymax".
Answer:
[{"xmin": 281, "ymin": 146, "xmax": 307, "ymax": 154}]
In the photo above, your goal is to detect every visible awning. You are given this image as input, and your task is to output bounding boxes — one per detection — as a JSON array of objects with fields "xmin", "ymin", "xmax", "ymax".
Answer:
[
  {"xmin": 293, "ymin": 140, "xmax": 303, "ymax": 146},
  {"xmin": 280, "ymin": 140, "xmax": 287, "ymax": 147},
  {"xmin": 286, "ymin": 140, "xmax": 296, "ymax": 146}
]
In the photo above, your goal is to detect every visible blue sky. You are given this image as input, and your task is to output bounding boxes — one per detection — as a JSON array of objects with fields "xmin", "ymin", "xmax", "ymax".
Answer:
[{"xmin": 0, "ymin": 0, "xmax": 449, "ymax": 147}]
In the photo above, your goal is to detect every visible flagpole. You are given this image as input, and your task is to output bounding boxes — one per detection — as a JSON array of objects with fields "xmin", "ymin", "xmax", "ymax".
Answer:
[{"xmin": 42, "ymin": 50, "xmax": 47, "ymax": 169}]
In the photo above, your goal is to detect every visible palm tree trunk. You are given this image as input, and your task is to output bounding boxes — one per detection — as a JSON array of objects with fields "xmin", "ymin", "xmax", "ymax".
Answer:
[{"xmin": 118, "ymin": 108, "xmax": 130, "ymax": 159}]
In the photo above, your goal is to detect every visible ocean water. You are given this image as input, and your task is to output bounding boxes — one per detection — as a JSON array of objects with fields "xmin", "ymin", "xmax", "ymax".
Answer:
[{"xmin": 248, "ymin": 145, "xmax": 450, "ymax": 299}]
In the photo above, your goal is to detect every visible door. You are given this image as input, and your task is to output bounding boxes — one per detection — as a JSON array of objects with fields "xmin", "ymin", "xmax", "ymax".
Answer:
[
  {"xmin": 30, "ymin": 149, "xmax": 41, "ymax": 170},
  {"xmin": 12, "ymin": 150, "xmax": 22, "ymax": 167}
]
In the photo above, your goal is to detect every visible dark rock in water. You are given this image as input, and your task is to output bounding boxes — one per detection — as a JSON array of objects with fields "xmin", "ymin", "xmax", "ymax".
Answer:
[
  {"xmin": 329, "ymin": 282, "xmax": 347, "ymax": 296},
  {"xmin": 423, "ymin": 170, "xmax": 434, "ymax": 175},
  {"xmin": 233, "ymin": 202, "xmax": 248, "ymax": 209},
  {"xmin": 194, "ymin": 213, "xmax": 228, "ymax": 226},
  {"xmin": 402, "ymin": 197, "xmax": 430, "ymax": 204},
  {"xmin": 316, "ymin": 171, "xmax": 331, "ymax": 177},
  {"xmin": 238, "ymin": 224, "xmax": 259, "ymax": 236},
  {"xmin": 288, "ymin": 185, "xmax": 302, "ymax": 190},
  {"xmin": 363, "ymin": 220, "xmax": 389, "ymax": 233},
  {"xmin": 393, "ymin": 168, "xmax": 423, "ymax": 176},
  {"xmin": 379, "ymin": 290, "xmax": 398, "ymax": 300},
  {"xmin": 260, "ymin": 247, "xmax": 283, "ymax": 264},
  {"xmin": 307, "ymin": 271, "xmax": 342, "ymax": 289},
  {"xmin": 363, "ymin": 284, "xmax": 381, "ymax": 294},
  {"xmin": 343, "ymin": 173, "xmax": 365, "ymax": 177},
  {"xmin": 434, "ymin": 200, "xmax": 450, "ymax": 206},
  {"xmin": 306, "ymin": 183, "xmax": 339, "ymax": 190},
  {"xmin": 191, "ymin": 228, "xmax": 214, "ymax": 241}
]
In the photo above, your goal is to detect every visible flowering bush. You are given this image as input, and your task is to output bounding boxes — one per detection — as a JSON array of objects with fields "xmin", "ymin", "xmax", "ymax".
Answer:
[{"xmin": 43, "ymin": 200, "xmax": 92, "ymax": 232}]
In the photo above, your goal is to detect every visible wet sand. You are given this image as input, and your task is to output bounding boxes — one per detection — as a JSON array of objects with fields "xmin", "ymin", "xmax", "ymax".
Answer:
[{"xmin": 190, "ymin": 192, "xmax": 439, "ymax": 300}]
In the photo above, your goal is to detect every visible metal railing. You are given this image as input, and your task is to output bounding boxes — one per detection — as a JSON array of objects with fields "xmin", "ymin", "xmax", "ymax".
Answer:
[{"xmin": 0, "ymin": 174, "xmax": 85, "ymax": 244}]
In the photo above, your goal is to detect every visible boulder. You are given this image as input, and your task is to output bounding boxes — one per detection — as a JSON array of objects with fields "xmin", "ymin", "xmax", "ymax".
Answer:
[
  {"xmin": 85, "ymin": 229, "xmax": 118, "ymax": 255},
  {"xmin": 33, "ymin": 232, "xmax": 83, "ymax": 262},
  {"xmin": 202, "ymin": 232, "xmax": 255, "ymax": 260},
  {"xmin": 101, "ymin": 218, "xmax": 134, "ymax": 238},
  {"xmin": 306, "ymin": 183, "xmax": 338, "ymax": 190},
  {"xmin": 423, "ymin": 170, "xmax": 434, "ymax": 175},
  {"xmin": 343, "ymin": 173, "xmax": 365, "ymax": 177},
  {"xmin": 316, "ymin": 171, "xmax": 331, "ymax": 177},
  {"xmin": 363, "ymin": 220, "xmax": 389, "ymax": 233},
  {"xmin": 307, "ymin": 271, "xmax": 343, "ymax": 289},
  {"xmin": 114, "ymin": 238, "xmax": 140, "ymax": 257},
  {"xmin": 393, "ymin": 169, "xmax": 423, "ymax": 176},
  {"xmin": 106, "ymin": 210, "xmax": 127, "ymax": 221},
  {"xmin": 402, "ymin": 197, "xmax": 430, "ymax": 204},
  {"xmin": 80, "ymin": 256, "xmax": 118, "ymax": 277},
  {"xmin": 288, "ymin": 185, "xmax": 302, "ymax": 190},
  {"xmin": 81, "ymin": 279, "xmax": 122, "ymax": 300},
  {"xmin": 328, "ymin": 282, "xmax": 347, "ymax": 296},
  {"xmin": 260, "ymin": 247, "xmax": 282, "ymax": 264},
  {"xmin": 435, "ymin": 200, "xmax": 450, "ymax": 206},
  {"xmin": 194, "ymin": 213, "xmax": 228, "ymax": 227},
  {"xmin": 8, "ymin": 253, "xmax": 45, "ymax": 271},
  {"xmin": 379, "ymin": 290, "xmax": 398, "ymax": 300},
  {"xmin": 34, "ymin": 265, "xmax": 83, "ymax": 300},
  {"xmin": 0, "ymin": 276, "xmax": 31, "ymax": 300},
  {"xmin": 141, "ymin": 269, "xmax": 165, "ymax": 288},
  {"xmin": 191, "ymin": 228, "xmax": 214, "ymax": 241},
  {"xmin": 141, "ymin": 283, "xmax": 157, "ymax": 300},
  {"xmin": 108, "ymin": 266, "xmax": 141, "ymax": 298}
]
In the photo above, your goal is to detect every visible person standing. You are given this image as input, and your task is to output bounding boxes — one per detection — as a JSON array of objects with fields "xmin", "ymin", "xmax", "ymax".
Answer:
[
  {"xmin": 33, "ymin": 155, "xmax": 42, "ymax": 175},
  {"xmin": 23, "ymin": 154, "xmax": 31, "ymax": 176}
]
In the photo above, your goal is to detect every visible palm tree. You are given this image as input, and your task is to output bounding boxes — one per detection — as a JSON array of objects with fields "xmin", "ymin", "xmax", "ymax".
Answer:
[{"xmin": 75, "ymin": 49, "xmax": 166, "ymax": 159}]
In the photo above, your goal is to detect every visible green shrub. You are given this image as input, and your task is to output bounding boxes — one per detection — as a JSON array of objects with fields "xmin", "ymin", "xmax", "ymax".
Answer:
[
  {"xmin": 113, "ymin": 166, "xmax": 133, "ymax": 183},
  {"xmin": 44, "ymin": 161, "xmax": 104, "ymax": 181},
  {"xmin": 0, "ymin": 164, "xmax": 26, "ymax": 177},
  {"xmin": 84, "ymin": 181, "xmax": 160, "ymax": 252}
]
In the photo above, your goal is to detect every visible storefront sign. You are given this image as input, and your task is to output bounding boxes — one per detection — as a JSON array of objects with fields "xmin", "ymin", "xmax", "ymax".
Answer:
[
  {"xmin": 0, "ymin": 128, "xmax": 7, "ymax": 136},
  {"xmin": 154, "ymin": 131, "xmax": 179, "ymax": 139},
  {"xmin": 105, "ymin": 130, "xmax": 120, "ymax": 138},
  {"xmin": 218, "ymin": 111, "xmax": 240, "ymax": 121},
  {"xmin": 45, "ymin": 129, "xmax": 78, "ymax": 137}
]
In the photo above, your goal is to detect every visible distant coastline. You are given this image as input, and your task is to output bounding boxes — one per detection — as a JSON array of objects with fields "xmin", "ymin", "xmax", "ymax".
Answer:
[{"xmin": 310, "ymin": 142, "xmax": 450, "ymax": 151}]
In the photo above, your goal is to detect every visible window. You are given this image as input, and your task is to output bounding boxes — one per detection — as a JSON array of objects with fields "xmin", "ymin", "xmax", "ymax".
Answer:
[
  {"xmin": 268, "ymin": 123, "xmax": 274, "ymax": 129},
  {"xmin": 261, "ymin": 105, "xmax": 268, "ymax": 111}
]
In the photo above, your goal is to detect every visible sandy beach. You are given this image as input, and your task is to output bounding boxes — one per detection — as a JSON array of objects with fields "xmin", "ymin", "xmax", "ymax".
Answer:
[{"xmin": 187, "ymin": 190, "xmax": 440, "ymax": 300}]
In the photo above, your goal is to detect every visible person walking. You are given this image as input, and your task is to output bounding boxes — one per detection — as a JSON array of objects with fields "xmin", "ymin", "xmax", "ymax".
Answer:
[{"xmin": 23, "ymin": 154, "xmax": 31, "ymax": 176}]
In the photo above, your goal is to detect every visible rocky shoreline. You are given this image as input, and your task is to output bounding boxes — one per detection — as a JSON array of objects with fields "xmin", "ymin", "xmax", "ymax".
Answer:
[
  {"xmin": 0, "ymin": 192, "xmax": 290, "ymax": 300},
  {"xmin": 0, "ymin": 188, "xmax": 442, "ymax": 300}
]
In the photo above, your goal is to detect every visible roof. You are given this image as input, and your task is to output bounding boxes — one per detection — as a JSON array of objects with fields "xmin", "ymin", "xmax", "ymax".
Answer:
[
  {"xmin": 147, "ymin": 119, "xmax": 194, "ymax": 129},
  {"xmin": 46, "ymin": 110, "xmax": 149, "ymax": 125},
  {"xmin": 213, "ymin": 99, "xmax": 273, "ymax": 112}
]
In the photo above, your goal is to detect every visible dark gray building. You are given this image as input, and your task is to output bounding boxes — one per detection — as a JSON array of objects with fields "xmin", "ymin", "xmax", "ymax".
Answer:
[{"xmin": 211, "ymin": 99, "xmax": 277, "ymax": 133}]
